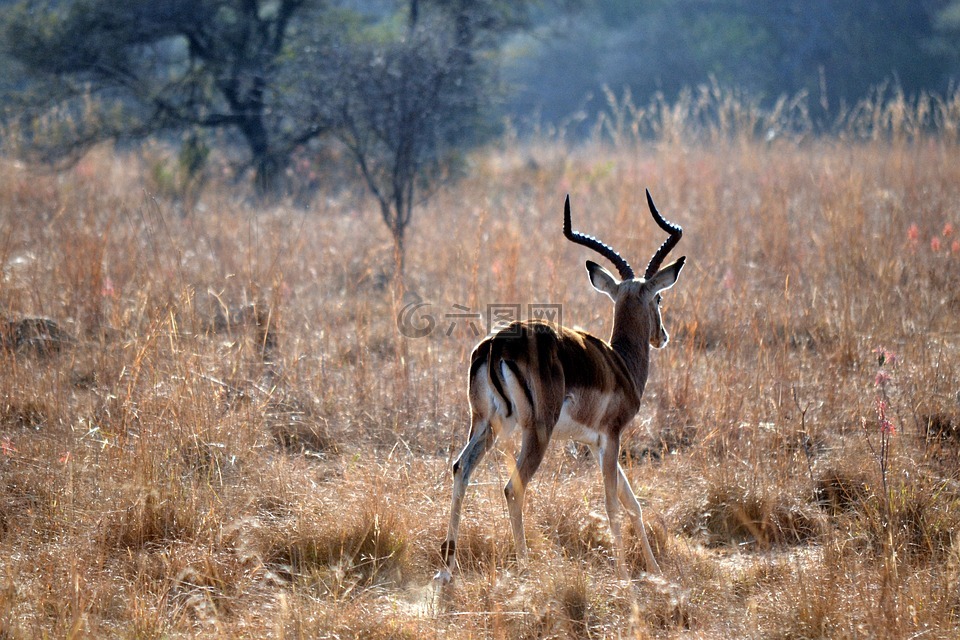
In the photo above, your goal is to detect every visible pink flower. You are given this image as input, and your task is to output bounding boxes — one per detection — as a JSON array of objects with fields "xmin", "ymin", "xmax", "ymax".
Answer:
[
  {"xmin": 907, "ymin": 223, "xmax": 920, "ymax": 242},
  {"xmin": 100, "ymin": 277, "xmax": 116, "ymax": 298},
  {"xmin": 944, "ymin": 222, "xmax": 955, "ymax": 237},
  {"xmin": 1, "ymin": 438, "xmax": 16, "ymax": 456},
  {"xmin": 873, "ymin": 347, "xmax": 897, "ymax": 367},
  {"xmin": 875, "ymin": 398, "xmax": 896, "ymax": 435},
  {"xmin": 953, "ymin": 240, "xmax": 960, "ymax": 254},
  {"xmin": 874, "ymin": 369, "xmax": 891, "ymax": 387},
  {"xmin": 931, "ymin": 237, "xmax": 942, "ymax": 252}
]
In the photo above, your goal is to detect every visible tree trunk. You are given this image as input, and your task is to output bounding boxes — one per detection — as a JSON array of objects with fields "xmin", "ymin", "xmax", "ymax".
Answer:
[
  {"xmin": 238, "ymin": 110, "xmax": 282, "ymax": 197},
  {"xmin": 253, "ymin": 153, "xmax": 282, "ymax": 197},
  {"xmin": 392, "ymin": 226, "xmax": 406, "ymax": 282}
]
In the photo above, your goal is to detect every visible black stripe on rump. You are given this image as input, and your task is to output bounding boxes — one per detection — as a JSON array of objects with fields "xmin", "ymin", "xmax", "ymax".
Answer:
[{"xmin": 487, "ymin": 338, "xmax": 513, "ymax": 417}]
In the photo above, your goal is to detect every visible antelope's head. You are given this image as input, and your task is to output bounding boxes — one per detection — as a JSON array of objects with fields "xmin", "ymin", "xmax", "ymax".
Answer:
[{"xmin": 564, "ymin": 190, "xmax": 685, "ymax": 349}]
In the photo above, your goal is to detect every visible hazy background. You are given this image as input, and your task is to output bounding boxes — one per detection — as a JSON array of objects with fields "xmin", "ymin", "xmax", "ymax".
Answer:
[
  {"xmin": 5, "ymin": 1, "xmax": 959, "ymax": 137},
  {"xmin": 1, "ymin": 0, "xmax": 958, "ymax": 226},
  {"xmin": 503, "ymin": 1, "xmax": 960, "ymax": 133}
]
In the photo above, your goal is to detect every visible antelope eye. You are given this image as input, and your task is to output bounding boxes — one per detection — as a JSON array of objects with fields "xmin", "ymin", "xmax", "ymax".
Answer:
[{"xmin": 655, "ymin": 293, "xmax": 662, "ymax": 305}]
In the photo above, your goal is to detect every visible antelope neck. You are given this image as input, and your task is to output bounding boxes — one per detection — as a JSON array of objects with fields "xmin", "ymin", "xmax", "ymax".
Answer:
[{"xmin": 610, "ymin": 329, "xmax": 650, "ymax": 400}]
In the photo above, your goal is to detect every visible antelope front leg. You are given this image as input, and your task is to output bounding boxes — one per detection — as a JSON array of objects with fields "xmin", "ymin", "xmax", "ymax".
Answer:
[
  {"xmin": 597, "ymin": 436, "xmax": 629, "ymax": 579},
  {"xmin": 616, "ymin": 464, "xmax": 662, "ymax": 574}
]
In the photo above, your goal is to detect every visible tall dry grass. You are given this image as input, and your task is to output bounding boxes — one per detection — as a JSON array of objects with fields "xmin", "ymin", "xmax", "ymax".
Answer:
[{"xmin": 1, "ymin": 90, "xmax": 960, "ymax": 638}]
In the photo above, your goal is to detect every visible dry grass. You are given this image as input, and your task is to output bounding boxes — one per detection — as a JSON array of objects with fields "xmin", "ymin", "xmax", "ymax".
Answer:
[{"xmin": 2, "ymin": 107, "xmax": 960, "ymax": 638}]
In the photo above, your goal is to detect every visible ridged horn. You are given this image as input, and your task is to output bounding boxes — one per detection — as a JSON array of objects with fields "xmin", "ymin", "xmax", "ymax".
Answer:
[
  {"xmin": 643, "ymin": 189, "xmax": 682, "ymax": 278},
  {"xmin": 563, "ymin": 195, "xmax": 635, "ymax": 280}
]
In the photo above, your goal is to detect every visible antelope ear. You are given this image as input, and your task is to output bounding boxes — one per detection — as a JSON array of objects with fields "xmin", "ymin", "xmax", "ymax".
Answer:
[
  {"xmin": 648, "ymin": 256, "xmax": 686, "ymax": 292},
  {"xmin": 586, "ymin": 260, "xmax": 619, "ymax": 301}
]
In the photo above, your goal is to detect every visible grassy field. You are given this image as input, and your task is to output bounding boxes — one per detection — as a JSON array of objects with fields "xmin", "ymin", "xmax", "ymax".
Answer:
[{"xmin": 1, "ymin": 117, "xmax": 960, "ymax": 637}]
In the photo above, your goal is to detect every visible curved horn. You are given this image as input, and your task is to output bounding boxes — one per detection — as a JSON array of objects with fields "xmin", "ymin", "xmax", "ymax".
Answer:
[
  {"xmin": 563, "ymin": 195, "xmax": 635, "ymax": 280},
  {"xmin": 643, "ymin": 189, "xmax": 683, "ymax": 278}
]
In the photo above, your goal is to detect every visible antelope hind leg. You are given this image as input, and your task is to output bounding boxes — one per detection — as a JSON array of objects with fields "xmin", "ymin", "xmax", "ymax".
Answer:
[
  {"xmin": 436, "ymin": 419, "xmax": 494, "ymax": 583},
  {"xmin": 503, "ymin": 424, "xmax": 549, "ymax": 566}
]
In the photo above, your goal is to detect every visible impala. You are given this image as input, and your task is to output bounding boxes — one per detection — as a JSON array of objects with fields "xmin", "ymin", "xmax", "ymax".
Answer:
[{"xmin": 436, "ymin": 190, "xmax": 685, "ymax": 583}]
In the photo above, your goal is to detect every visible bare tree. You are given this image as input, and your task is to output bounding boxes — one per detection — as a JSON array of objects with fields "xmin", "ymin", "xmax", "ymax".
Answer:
[
  {"xmin": 332, "ymin": 37, "xmax": 473, "ymax": 275},
  {"xmin": 329, "ymin": 1, "xmax": 528, "ymax": 278}
]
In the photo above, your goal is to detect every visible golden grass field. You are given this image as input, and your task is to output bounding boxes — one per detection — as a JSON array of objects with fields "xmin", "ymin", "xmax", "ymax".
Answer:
[{"xmin": 2, "ymin": 104, "xmax": 960, "ymax": 637}]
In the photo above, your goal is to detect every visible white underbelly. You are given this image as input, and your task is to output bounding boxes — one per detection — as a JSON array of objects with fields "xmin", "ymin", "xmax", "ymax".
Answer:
[{"xmin": 552, "ymin": 399, "xmax": 601, "ymax": 446}]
